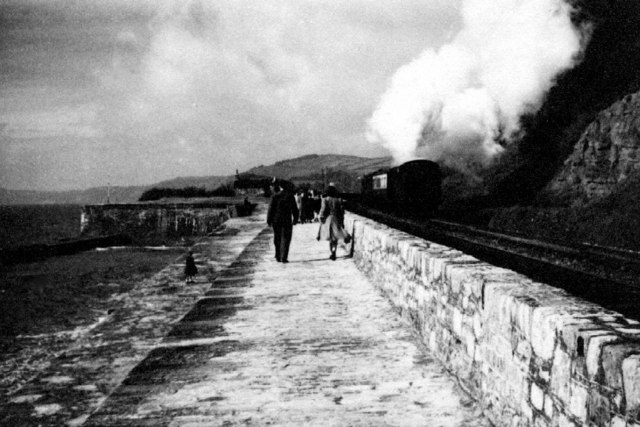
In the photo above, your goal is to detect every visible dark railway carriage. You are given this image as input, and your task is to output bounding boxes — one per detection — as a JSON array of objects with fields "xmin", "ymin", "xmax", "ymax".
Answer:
[{"xmin": 360, "ymin": 159, "xmax": 442, "ymax": 217}]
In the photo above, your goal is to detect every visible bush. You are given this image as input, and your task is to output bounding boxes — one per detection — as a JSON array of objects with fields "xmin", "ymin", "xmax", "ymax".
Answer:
[{"xmin": 139, "ymin": 185, "xmax": 235, "ymax": 201}]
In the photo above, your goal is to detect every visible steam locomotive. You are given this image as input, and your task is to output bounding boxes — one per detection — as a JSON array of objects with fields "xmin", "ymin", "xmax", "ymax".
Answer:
[{"xmin": 359, "ymin": 159, "xmax": 442, "ymax": 217}]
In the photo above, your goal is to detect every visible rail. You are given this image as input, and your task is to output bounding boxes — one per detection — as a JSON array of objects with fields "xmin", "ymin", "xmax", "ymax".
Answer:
[{"xmin": 346, "ymin": 201, "xmax": 640, "ymax": 321}]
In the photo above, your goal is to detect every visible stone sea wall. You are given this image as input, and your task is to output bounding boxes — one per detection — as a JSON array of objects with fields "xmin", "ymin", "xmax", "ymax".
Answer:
[
  {"xmin": 345, "ymin": 213, "xmax": 640, "ymax": 427},
  {"xmin": 81, "ymin": 202, "xmax": 235, "ymax": 240}
]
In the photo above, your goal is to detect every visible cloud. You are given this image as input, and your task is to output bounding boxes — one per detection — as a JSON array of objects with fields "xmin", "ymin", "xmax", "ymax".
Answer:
[
  {"xmin": 99, "ymin": 0, "xmax": 461, "ymax": 147},
  {"xmin": 367, "ymin": 0, "xmax": 589, "ymax": 173},
  {"xmin": 0, "ymin": 105, "xmax": 101, "ymax": 139},
  {"xmin": 1, "ymin": 0, "xmax": 463, "ymax": 190}
]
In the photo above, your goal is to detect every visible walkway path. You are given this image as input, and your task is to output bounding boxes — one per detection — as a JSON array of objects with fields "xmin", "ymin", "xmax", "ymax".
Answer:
[
  {"xmin": 2, "ymin": 206, "xmax": 489, "ymax": 426},
  {"xmin": 86, "ymin": 214, "xmax": 488, "ymax": 426}
]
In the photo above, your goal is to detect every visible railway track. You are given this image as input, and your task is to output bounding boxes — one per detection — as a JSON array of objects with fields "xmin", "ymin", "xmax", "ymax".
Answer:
[{"xmin": 347, "ymin": 202, "xmax": 640, "ymax": 321}]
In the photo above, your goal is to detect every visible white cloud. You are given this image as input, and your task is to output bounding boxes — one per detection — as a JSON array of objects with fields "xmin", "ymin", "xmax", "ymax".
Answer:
[
  {"xmin": 0, "ymin": 105, "xmax": 101, "ymax": 139},
  {"xmin": 100, "ymin": 0, "xmax": 460, "ymax": 148},
  {"xmin": 367, "ymin": 0, "xmax": 587, "ymax": 172},
  {"xmin": 1, "ymin": 0, "xmax": 461, "ymax": 189}
]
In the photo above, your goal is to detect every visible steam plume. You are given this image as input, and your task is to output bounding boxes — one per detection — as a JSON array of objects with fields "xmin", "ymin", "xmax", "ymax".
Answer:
[{"xmin": 367, "ymin": 0, "xmax": 587, "ymax": 171}]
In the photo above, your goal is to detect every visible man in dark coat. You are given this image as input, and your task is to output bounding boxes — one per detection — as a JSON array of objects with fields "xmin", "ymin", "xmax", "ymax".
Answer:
[{"xmin": 267, "ymin": 180, "xmax": 299, "ymax": 263}]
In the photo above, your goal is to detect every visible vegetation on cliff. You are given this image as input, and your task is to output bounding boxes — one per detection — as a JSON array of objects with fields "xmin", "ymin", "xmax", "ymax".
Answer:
[{"xmin": 138, "ymin": 185, "xmax": 235, "ymax": 202}]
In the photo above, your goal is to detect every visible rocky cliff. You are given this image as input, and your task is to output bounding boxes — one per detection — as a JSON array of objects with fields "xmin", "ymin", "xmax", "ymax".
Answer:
[
  {"xmin": 545, "ymin": 91, "xmax": 640, "ymax": 206},
  {"xmin": 489, "ymin": 91, "xmax": 640, "ymax": 249}
]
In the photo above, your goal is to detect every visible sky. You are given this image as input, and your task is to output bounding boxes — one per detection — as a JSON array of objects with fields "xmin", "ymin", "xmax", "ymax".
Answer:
[{"xmin": 0, "ymin": 0, "xmax": 461, "ymax": 191}]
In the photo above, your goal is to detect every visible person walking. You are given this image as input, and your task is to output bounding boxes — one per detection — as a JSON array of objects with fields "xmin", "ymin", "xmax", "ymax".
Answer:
[
  {"xmin": 267, "ymin": 180, "xmax": 299, "ymax": 263},
  {"xmin": 184, "ymin": 250, "xmax": 198, "ymax": 284},
  {"xmin": 317, "ymin": 184, "xmax": 350, "ymax": 260}
]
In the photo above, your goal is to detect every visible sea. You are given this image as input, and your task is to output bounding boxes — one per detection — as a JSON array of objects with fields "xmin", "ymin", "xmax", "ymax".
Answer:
[{"xmin": 0, "ymin": 204, "xmax": 82, "ymax": 250}]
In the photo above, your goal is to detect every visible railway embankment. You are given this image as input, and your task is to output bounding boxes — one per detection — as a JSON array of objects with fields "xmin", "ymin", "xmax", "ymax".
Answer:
[{"xmin": 346, "ymin": 212, "xmax": 640, "ymax": 427}]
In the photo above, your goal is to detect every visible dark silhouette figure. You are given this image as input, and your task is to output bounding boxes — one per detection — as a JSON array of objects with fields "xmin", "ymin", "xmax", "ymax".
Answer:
[
  {"xmin": 184, "ymin": 250, "xmax": 198, "ymax": 284},
  {"xmin": 301, "ymin": 190, "xmax": 314, "ymax": 223},
  {"xmin": 267, "ymin": 181, "xmax": 299, "ymax": 263}
]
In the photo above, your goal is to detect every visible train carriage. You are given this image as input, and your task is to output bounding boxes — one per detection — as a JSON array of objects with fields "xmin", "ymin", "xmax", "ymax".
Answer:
[{"xmin": 360, "ymin": 159, "xmax": 442, "ymax": 217}]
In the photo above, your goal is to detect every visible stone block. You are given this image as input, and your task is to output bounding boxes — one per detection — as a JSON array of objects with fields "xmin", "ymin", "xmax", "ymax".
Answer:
[
  {"xmin": 515, "ymin": 301, "xmax": 535, "ymax": 340},
  {"xmin": 610, "ymin": 416, "xmax": 627, "ymax": 427},
  {"xmin": 531, "ymin": 382, "xmax": 545, "ymax": 411},
  {"xmin": 623, "ymin": 354, "xmax": 640, "ymax": 417},
  {"xmin": 533, "ymin": 417, "xmax": 548, "ymax": 427},
  {"xmin": 430, "ymin": 258, "xmax": 448, "ymax": 283},
  {"xmin": 452, "ymin": 308, "xmax": 463, "ymax": 336},
  {"xmin": 515, "ymin": 340, "xmax": 532, "ymax": 363},
  {"xmin": 473, "ymin": 313, "xmax": 483, "ymax": 339},
  {"xmin": 470, "ymin": 276, "xmax": 484, "ymax": 299},
  {"xmin": 603, "ymin": 343, "xmax": 640, "ymax": 390},
  {"xmin": 616, "ymin": 328, "xmax": 640, "ymax": 337},
  {"xmin": 429, "ymin": 330, "xmax": 437, "ymax": 351},
  {"xmin": 569, "ymin": 382, "xmax": 589, "ymax": 423},
  {"xmin": 551, "ymin": 347, "xmax": 572, "ymax": 407},
  {"xmin": 521, "ymin": 398, "xmax": 534, "ymax": 421},
  {"xmin": 510, "ymin": 415, "xmax": 523, "ymax": 427},
  {"xmin": 586, "ymin": 335, "xmax": 619, "ymax": 380},
  {"xmin": 464, "ymin": 328, "xmax": 476, "ymax": 358},
  {"xmin": 544, "ymin": 394, "xmax": 554, "ymax": 418},
  {"xmin": 532, "ymin": 307, "xmax": 562, "ymax": 361},
  {"xmin": 588, "ymin": 391, "xmax": 612, "ymax": 427},
  {"xmin": 448, "ymin": 265, "xmax": 465, "ymax": 294},
  {"xmin": 503, "ymin": 362, "xmax": 528, "ymax": 406},
  {"xmin": 415, "ymin": 286, "xmax": 426, "ymax": 306},
  {"xmin": 482, "ymin": 281, "xmax": 516, "ymax": 314},
  {"xmin": 558, "ymin": 414, "xmax": 578, "ymax": 427}
]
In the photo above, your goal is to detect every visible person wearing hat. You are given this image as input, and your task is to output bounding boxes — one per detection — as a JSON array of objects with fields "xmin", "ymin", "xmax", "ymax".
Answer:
[
  {"xmin": 267, "ymin": 179, "xmax": 299, "ymax": 263},
  {"xmin": 317, "ymin": 183, "xmax": 351, "ymax": 260}
]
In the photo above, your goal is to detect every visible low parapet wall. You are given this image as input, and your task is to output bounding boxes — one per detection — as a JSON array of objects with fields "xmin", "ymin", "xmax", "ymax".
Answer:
[
  {"xmin": 81, "ymin": 203, "xmax": 235, "ymax": 240},
  {"xmin": 345, "ymin": 212, "xmax": 640, "ymax": 427}
]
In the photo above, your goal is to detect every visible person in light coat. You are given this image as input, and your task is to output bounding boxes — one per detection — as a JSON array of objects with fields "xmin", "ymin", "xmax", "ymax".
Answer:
[{"xmin": 317, "ymin": 184, "xmax": 350, "ymax": 260}]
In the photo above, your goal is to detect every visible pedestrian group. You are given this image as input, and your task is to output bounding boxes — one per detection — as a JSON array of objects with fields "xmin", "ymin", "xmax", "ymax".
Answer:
[
  {"xmin": 267, "ymin": 179, "xmax": 351, "ymax": 263},
  {"xmin": 184, "ymin": 179, "xmax": 352, "ymax": 283}
]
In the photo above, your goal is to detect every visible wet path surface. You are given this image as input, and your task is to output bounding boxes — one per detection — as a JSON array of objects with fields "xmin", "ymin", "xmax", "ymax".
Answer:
[
  {"xmin": 2, "ymin": 206, "xmax": 489, "ymax": 426},
  {"xmin": 1, "ymin": 211, "xmax": 268, "ymax": 426},
  {"xmin": 85, "ymin": 218, "xmax": 489, "ymax": 426}
]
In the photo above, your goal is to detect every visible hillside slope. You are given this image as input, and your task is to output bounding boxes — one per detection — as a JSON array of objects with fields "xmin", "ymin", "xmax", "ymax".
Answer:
[{"xmin": 246, "ymin": 154, "xmax": 390, "ymax": 180}]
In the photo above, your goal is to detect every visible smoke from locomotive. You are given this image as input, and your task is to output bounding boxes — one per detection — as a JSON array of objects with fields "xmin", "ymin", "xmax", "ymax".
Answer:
[{"xmin": 361, "ymin": 159, "xmax": 442, "ymax": 217}]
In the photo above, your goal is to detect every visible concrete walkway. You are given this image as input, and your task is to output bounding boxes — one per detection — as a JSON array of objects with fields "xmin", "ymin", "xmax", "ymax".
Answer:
[
  {"xmin": 85, "ymin": 213, "xmax": 489, "ymax": 426},
  {"xmin": 2, "ymin": 206, "xmax": 489, "ymax": 426}
]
